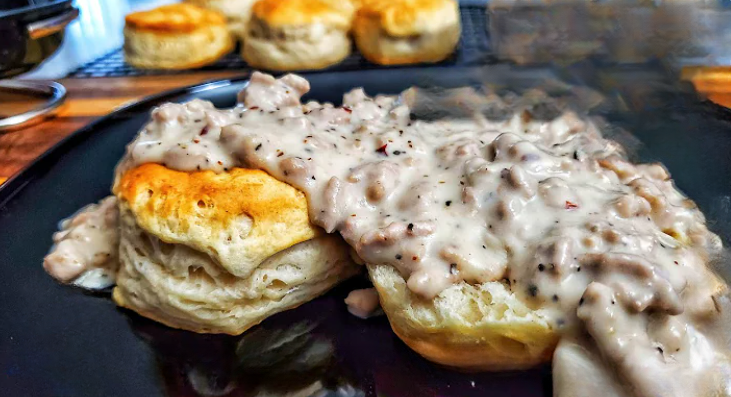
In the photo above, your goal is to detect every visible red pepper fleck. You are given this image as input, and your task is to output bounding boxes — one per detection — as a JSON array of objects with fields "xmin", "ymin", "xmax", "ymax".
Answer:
[
  {"xmin": 565, "ymin": 201, "xmax": 579, "ymax": 210},
  {"xmin": 200, "ymin": 126, "xmax": 209, "ymax": 136},
  {"xmin": 193, "ymin": 139, "xmax": 200, "ymax": 144},
  {"xmin": 376, "ymin": 144, "xmax": 388, "ymax": 155},
  {"xmin": 343, "ymin": 106, "xmax": 352, "ymax": 114},
  {"xmin": 412, "ymin": 256, "xmax": 419, "ymax": 261},
  {"xmin": 217, "ymin": 161, "xmax": 223, "ymax": 165},
  {"xmin": 277, "ymin": 152, "xmax": 284, "ymax": 157},
  {"xmin": 249, "ymin": 106, "xmax": 259, "ymax": 110}
]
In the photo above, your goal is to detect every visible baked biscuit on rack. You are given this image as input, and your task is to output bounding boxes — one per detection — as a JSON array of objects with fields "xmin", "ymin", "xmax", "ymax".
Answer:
[
  {"xmin": 241, "ymin": 0, "xmax": 354, "ymax": 71},
  {"xmin": 353, "ymin": 0, "xmax": 461, "ymax": 65},
  {"xmin": 183, "ymin": 0, "xmax": 258, "ymax": 39},
  {"xmin": 124, "ymin": 4, "xmax": 234, "ymax": 69}
]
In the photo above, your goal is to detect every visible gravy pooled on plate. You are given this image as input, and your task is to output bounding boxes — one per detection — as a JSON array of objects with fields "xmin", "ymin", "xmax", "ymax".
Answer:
[{"xmin": 44, "ymin": 196, "xmax": 119, "ymax": 289}]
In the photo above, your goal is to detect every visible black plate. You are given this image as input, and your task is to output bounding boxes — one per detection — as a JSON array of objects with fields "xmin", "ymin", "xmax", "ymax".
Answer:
[{"xmin": 2, "ymin": 67, "xmax": 731, "ymax": 397}]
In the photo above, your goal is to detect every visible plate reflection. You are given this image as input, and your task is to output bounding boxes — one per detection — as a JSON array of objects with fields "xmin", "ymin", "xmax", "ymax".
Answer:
[{"xmin": 124, "ymin": 279, "xmax": 551, "ymax": 397}]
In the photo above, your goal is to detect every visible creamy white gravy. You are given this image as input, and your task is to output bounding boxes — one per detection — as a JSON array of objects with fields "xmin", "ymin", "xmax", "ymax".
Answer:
[
  {"xmin": 344, "ymin": 288, "xmax": 382, "ymax": 319},
  {"xmin": 47, "ymin": 72, "xmax": 731, "ymax": 396},
  {"xmin": 44, "ymin": 196, "xmax": 119, "ymax": 289}
]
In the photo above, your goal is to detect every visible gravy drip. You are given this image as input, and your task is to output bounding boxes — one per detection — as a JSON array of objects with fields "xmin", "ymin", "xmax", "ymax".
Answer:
[
  {"xmin": 109, "ymin": 72, "xmax": 730, "ymax": 395},
  {"xmin": 43, "ymin": 196, "xmax": 120, "ymax": 289}
]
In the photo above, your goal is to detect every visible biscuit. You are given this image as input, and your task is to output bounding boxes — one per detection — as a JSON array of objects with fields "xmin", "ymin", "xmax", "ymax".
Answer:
[
  {"xmin": 241, "ymin": 0, "xmax": 353, "ymax": 71},
  {"xmin": 368, "ymin": 264, "xmax": 559, "ymax": 370},
  {"xmin": 113, "ymin": 164, "xmax": 360, "ymax": 334},
  {"xmin": 183, "ymin": 0, "xmax": 258, "ymax": 38},
  {"xmin": 353, "ymin": 0, "xmax": 461, "ymax": 65},
  {"xmin": 124, "ymin": 4, "xmax": 234, "ymax": 69}
]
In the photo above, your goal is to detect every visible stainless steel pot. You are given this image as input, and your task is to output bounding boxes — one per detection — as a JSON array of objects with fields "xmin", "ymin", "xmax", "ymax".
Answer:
[{"xmin": 0, "ymin": 0, "xmax": 78, "ymax": 131}]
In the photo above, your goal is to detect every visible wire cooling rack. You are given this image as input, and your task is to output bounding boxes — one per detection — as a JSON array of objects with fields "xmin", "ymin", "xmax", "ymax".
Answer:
[{"xmin": 66, "ymin": 5, "xmax": 492, "ymax": 78}]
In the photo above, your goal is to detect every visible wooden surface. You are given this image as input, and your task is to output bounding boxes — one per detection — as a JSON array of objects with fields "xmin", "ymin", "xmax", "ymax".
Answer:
[
  {"xmin": 0, "ymin": 72, "xmax": 239, "ymax": 184},
  {"xmin": 1, "ymin": 68, "xmax": 731, "ymax": 185}
]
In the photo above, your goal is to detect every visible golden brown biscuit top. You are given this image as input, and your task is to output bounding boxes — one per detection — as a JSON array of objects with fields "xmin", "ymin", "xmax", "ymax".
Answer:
[
  {"xmin": 115, "ymin": 163, "xmax": 321, "ymax": 278},
  {"xmin": 125, "ymin": 4, "xmax": 227, "ymax": 33},
  {"xmin": 356, "ymin": 0, "xmax": 459, "ymax": 37},
  {"xmin": 183, "ymin": 0, "xmax": 257, "ymax": 20},
  {"xmin": 251, "ymin": 0, "xmax": 353, "ymax": 29}
]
